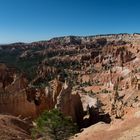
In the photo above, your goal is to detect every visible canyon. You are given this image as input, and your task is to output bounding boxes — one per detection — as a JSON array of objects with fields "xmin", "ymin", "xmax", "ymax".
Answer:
[{"xmin": 1, "ymin": 33, "xmax": 140, "ymax": 139}]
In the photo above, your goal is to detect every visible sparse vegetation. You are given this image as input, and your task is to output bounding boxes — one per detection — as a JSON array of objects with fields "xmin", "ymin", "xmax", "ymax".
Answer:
[{"xmin": 102, "ymin": 89, "xmax": 111, "ymax": 94}]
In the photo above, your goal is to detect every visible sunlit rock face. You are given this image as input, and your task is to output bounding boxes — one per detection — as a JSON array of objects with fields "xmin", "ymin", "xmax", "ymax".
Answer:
[
  {"xmin": 55, "ymin": 82, "xmax": 84, "ymax": 125},
  {"xmin": 0, "ymin": 64, "xmax": 37, "ymax": 118},
  {"xmin": 0, "ymin": 90, "xmax": 36, "ymax": 118}
]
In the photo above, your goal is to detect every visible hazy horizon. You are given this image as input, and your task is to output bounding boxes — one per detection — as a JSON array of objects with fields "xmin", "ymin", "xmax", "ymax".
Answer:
[{"xmin": 1, "ymin": 32, "xmax": 140, "ymax": 44}]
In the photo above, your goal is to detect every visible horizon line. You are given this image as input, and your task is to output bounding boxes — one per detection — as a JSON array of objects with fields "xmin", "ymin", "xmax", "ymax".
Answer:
[{"xmin": 0, "ymin": 32, "xmax": 140, "ymax": 45}]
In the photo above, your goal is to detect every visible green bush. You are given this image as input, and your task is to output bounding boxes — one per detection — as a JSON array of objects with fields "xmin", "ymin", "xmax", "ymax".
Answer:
[
  {"xmin": 31, "ymin": 109, "xmax": 78, "ymax": 140},
  {"xmin": 102, "ymin": 89, "xmax": 109, "ymax": 93}
]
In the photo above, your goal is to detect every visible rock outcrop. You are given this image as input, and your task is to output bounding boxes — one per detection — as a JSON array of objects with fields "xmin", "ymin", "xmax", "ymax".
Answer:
[
  {"xmin": 55, "ymin": 82, "xmax": 84, "ymax": 126},
  {"xmin": 0, "ymin": 115, "xmax": 31, "ymax": 140}
]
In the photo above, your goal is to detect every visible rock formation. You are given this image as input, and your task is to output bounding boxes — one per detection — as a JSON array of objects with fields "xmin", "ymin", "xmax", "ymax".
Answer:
[
  {"xmin": 55, "ymin": 81, "xmax": 84, "ymax": 126},
  {"xmin": 0, "ymin": 115, "xmax": 31, "ymax": 140}
]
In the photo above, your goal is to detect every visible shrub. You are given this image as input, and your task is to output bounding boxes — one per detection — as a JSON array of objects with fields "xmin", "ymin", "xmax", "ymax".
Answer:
[
  {"xmin": 102, "ymin": 89, "xmax": 109, "ymax": 93},
  {"xmin": 31, "ymin": 109, "xmax": 78, "ymax": 140}
]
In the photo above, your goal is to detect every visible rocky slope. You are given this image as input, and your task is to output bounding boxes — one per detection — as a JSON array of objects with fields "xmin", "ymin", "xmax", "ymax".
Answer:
[
  {"xmin": 71, "ymin": 109, "xmax": 140, "ymax": 140},
  {"xmin": 0, "ymin": 115, "xmax": 31, "ymax": 140}
]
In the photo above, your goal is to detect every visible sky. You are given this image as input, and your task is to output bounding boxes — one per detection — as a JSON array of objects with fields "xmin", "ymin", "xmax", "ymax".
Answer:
[{"xmin": 0, "ymin": 0, "xmax": 140, "ymax": 43}]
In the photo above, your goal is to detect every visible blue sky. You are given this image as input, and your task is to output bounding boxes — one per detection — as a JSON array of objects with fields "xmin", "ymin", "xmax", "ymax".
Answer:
[{"xmin": 0, "ymin": 0, "xmax": 139, "ymax": 43}]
